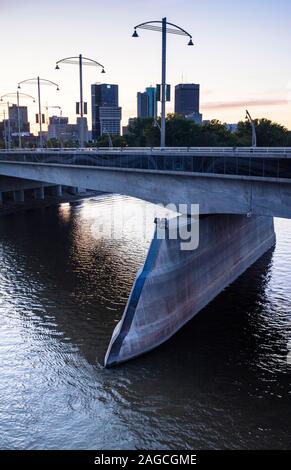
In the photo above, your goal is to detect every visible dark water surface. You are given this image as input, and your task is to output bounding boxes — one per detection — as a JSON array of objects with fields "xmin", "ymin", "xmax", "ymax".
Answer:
[{"xmin": 0, "ymin": 194, "xmax": 290, "ymax": 450}]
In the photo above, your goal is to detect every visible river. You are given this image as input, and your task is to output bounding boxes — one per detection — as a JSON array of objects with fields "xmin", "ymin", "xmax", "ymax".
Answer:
[{"xmin": 0, "ymin": 194, "xmax": 290, "ymax": 449}]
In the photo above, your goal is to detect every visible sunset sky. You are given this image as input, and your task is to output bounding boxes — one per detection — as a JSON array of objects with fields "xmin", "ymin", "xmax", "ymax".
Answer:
[{"xmin": 0, "ymin": 0, "xmax": 290, "ymax": 133}]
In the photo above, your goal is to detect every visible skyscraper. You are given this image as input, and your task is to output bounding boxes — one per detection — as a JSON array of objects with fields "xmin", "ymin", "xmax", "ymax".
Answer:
[
  {"xmin": 91, "ymin": 83, "xmax": 121, "ymax": 140},
  {"xmin": 137, "ymin": 86, "xmax": 157, "ymax": 119},
  {"xmin": 175, "ymin": 84, "xmax": 200, "ymax": 118},
  {"xmin": 8, "ymin": 104, "xmax": 30, "ymax": 133}
]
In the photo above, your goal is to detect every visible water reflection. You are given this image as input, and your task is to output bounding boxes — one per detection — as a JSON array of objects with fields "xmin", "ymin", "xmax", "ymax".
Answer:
[{"xmin": 0, "ymin": 195, "xmax": 291, "ymax": 450}]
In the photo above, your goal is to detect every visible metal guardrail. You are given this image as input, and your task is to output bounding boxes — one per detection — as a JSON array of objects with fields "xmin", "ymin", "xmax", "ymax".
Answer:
[
  {"xmin": 1, "ymin": 147, "xmax": 291, "ymax": 156},
  {"xmin": 1, "ymin": 149, "xmax": 291, "ymax": 180}
]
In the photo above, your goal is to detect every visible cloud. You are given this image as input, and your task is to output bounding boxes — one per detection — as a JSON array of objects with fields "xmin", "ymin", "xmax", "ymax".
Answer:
[{"xmin": 202, "ymin": 98, "xmax": 288, "ymax": 110}]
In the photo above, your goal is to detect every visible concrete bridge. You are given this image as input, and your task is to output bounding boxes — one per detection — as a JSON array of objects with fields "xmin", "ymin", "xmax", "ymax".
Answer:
[
  {"xmin": 0, "ymin": 147, "xmax": 291, "ymax": 218},
  {"xmin": 1, "ymin": 147, "xmax": 290, "ymax": 366}
]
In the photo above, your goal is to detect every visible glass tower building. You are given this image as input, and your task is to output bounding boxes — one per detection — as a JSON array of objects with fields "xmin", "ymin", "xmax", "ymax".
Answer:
[
  {"xmin": 137, "ymin": 86, "xmax": 157, "ymax": 119},
  {"xmin": 91, "ymin": 84, "xmax": 121, "ymax": 140}
]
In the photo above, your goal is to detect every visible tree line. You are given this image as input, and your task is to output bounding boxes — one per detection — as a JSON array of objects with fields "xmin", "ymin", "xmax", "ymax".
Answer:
[
  {"xmin": 95, "ymin": 114, "xmax": 291, "ymax": 148},
  {"xmin": 1, "ymin": 114, "xmax": 290, "ymax": 148}
]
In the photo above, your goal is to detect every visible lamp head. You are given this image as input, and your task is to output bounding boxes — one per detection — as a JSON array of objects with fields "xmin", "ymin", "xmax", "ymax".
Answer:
[
  {"xmin": 188, "ymin": 38, "xmax": 194, "ymax": 46},
  {"xmin": 132, "ymin": 29, "xmax": 139, "ymax": 38},
  {"xmin": 56, "ymin": 87, "xmax": 60, "ymax": 91},
  {"xmin": 18, "ymin": 85, "xmax": 21, "ymax": 89},
  {"xmin": 101, "ymin": 68, "xmax": 105, "ymax": 74},
  {"xmin": 55, "ymin": 64, "xmax": 60, "ymax": 70}
]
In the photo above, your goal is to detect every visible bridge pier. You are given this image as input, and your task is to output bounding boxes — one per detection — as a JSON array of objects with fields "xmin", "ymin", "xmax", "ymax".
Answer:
[
  {"xmin": 34, "ymin": 186, "xmax": 45, "ymax": 200},
  {"xmin": 105, "ymin": 213, "xmax": 276, "ymax": 367},
  {"xmin": 51, "ymin": 185, "xmax": 63, "ymax": 197},
  {"xmin": 13, "ymin": 189, "xmax": 25, "ymax": 203},
  {"xmin": 70, "ymin": 187, "xmax": 85, "ymax": 195},
  {"xmin": 0, "ymin": 192, "xmax": 2, "ymax": 207}
]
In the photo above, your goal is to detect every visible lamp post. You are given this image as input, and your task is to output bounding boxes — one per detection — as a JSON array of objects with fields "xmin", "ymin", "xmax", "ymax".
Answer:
[
  {"xmin": 55, "ymin": 54, "xmax": 105, "ymax": 148},
  {"xmin": 0, "ymin": 100, "xmax": 12, "ymax": 149},
  {"xmin": 18, "ymin": 77, "xmax": 59, "ymax": 149},
  {"xmin": 0, "ymin": 106, "xmax": 9, "ymax": 149},
  {"xmin": 132, "ymin": 18, "xmax": 194, "ymax": 147},
  {"xmin": 245, "ymin": 110, "xmax": 257, "ymax": 148},
  {"xmin": 1, "ymin": 92, "xmax": 35, "ymax": 148}
]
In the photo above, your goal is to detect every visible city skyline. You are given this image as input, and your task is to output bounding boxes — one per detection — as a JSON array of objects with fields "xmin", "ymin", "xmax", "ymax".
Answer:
[{"xmin": 1, "ymin": 0, "xmax": 290, "ymax": 133}]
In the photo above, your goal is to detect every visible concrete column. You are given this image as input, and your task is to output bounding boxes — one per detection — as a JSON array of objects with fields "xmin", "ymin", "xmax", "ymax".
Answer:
[
  {"xmin": 34, "ymin": 186, "xmax": 45, "ymax": 200},
  {"xmin": 13, "ymin": 189, "xmax": 25, "ymax": 203},
  {"xmin": 70, "ymin": 186, "xmax": 85, "ymax": 195},
  {"xmin": 51, "ymin": 185, "xmax": 63, "ymax": 197},
  {"xmin": 0, "ymin": 192, "xmax": 3, "ymax": 207}
]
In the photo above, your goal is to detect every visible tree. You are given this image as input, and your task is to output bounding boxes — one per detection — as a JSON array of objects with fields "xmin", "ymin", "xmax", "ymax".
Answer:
[
  {"xmin": 235, "ymin": 118, "xmax": 290, "ymax": 147},
  {"xmin": 125, "ymin": 117, "xmax": 159, "ymax": 147},
  {"xmin": 94, "ymin": 135, "xmax": 127, "ymax": 147},
  {"xmin": 46, "ymin": 138, "xmax": 60, "ymax": 148},
  {"xmin": 199, "ymin": 120, "xmax": 236, "ymax": 147}
]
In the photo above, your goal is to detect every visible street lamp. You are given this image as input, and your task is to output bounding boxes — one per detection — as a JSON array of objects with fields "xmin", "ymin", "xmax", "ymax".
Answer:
[
  {"xmin": 1, "ymin": 92, "xmax": 35, "ymax": 148},
  {"xmin": 0, "ymin": 103, "xmax": 10, "ymax": 149},
  {"xmin": 132, "ymin": 17, "xmax": 194, "ymax": 147},
  {"xmin": 245, "ymin": 110, "xmax": 257, "ymax": 148},
  {"xmin": 55, "ymin": 54, "xmax": 106, "ymax": 147},
  {"xmin": 18, "ymin": 77, "xmax": 60, "ymax": 149}
]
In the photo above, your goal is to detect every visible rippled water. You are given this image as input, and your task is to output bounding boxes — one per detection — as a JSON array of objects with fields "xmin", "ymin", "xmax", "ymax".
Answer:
[{"xmin": 0, "ymin": 194, "xmax": 291, "ymax": 450}]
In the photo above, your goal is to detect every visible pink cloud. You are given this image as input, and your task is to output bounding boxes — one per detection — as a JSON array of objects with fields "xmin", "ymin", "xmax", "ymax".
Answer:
[{"xmin": 202, "ymin": 99, "xmax": 288, "ymax": 110}]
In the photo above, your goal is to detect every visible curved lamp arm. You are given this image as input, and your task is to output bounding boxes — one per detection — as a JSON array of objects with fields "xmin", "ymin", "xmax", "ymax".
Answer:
[
  {"xmin": 18, "ymin": 78, "xmax": 60, "ymax": 90},
  {"xmin": 133, "ymin": 20, "xmax": 194, "ymax": 44},
  {"xmin": 1, "ymin": 92, "xmax": 36, "ymax": 102},
  {"xmin": 55, "ymin": 56, "xmax": 105, "ymax": 73}
]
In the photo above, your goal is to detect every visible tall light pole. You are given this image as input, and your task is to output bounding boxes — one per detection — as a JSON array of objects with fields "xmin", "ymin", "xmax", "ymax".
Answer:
[
  {"xmin": 18, "ymin": 77, "xmax": 59, "ymax": 148},
  {"xmin": 132, "ymin": 18, "xmax": 194, "ymax": 147},
  {"xmin": 55, "ymin": 54, "xmax": 106, "ymax": 148},
  {"xmin": 245, "ymin": 110, "xmax": 257, "ymax": 148},
  {"xmin": 0, "ymin": 105, "xmax": 9, "ymax": 149},
  {"xmin": 1, "ymin": 92, "xmax": 35, "ymax": 148},
  {"xmin": 0, "ymin": 100, "xmax": 12, "ymax": 149}
]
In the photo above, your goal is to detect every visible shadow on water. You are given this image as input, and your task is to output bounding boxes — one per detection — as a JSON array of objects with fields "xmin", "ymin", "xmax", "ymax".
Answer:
[{"xmin": 0, "ymin": 195, "xmax": 291, "ymax": 450}]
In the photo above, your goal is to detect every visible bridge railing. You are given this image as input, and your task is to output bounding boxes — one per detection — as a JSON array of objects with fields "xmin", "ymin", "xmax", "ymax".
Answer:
[
  {"xmin": 1, "ymin": 148, "xmax": 291, "ymax": 180},
  {"xmin": 1, "ymin": 146, "xmax": 291, "ymax": 155}
]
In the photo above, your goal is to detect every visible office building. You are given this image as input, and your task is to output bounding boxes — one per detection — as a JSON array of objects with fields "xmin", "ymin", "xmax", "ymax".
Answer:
[
  {"xmin": 137, "ymin": 86, "xmax": 157, "ymax": 118},
  {"xmin": 8, "ymin": 104, "xmax": 30, "ymax": 133},
  {"xmin": 137, "ymin": 92, "xmax": 149, "ymax": 118},
  {"xmin": 48, "ymin": 116, "xmax": 79, "ymax": 143},
  {"xmin": 91, "ymin": 83, "xmax": 121, "ymax": 140},
  {"xmin": 175, "ymin": 84, "xmax": 200, "ymax": 118}
]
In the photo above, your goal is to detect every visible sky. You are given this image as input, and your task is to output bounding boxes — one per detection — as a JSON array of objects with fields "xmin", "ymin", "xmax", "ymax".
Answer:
[{"xmin": 0, "ymin": 0, "xmax": 290, "ymax": 133}]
